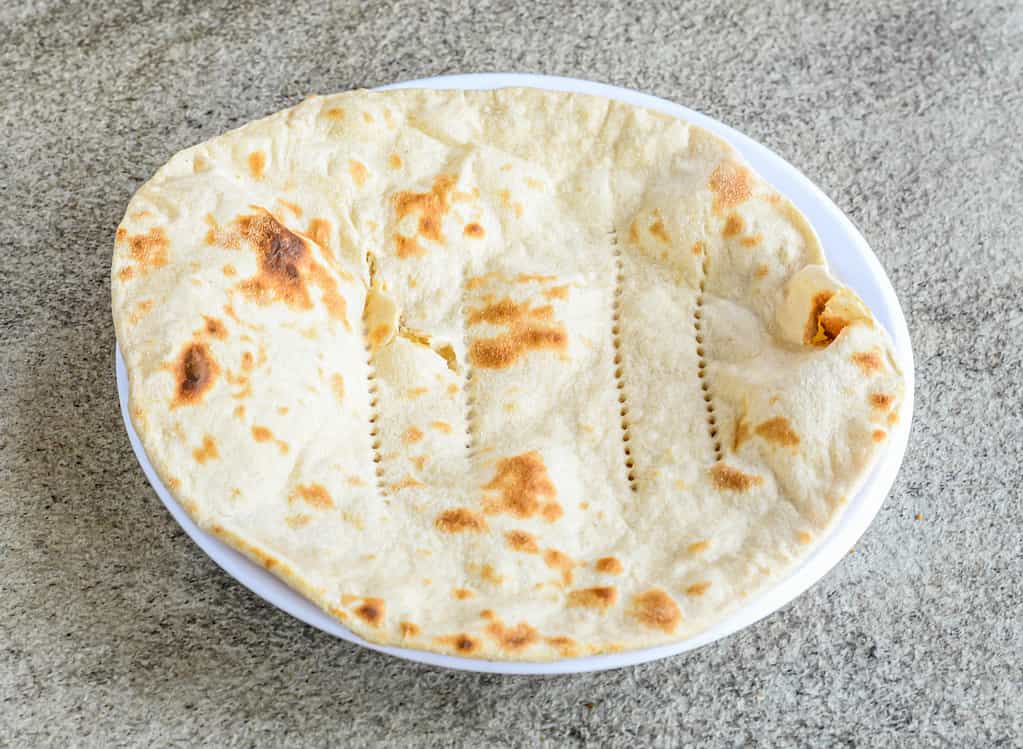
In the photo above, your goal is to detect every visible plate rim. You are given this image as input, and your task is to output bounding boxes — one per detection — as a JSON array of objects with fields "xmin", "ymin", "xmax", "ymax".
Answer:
[{"xmin": 115, "ymin": 72, "xmax": 915, "ymax": 675}]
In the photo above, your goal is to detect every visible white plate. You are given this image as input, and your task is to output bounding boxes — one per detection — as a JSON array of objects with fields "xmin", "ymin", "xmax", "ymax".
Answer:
[{"xmin": 116, "ymin": 73, "xmax": 914, "ymax": 675}]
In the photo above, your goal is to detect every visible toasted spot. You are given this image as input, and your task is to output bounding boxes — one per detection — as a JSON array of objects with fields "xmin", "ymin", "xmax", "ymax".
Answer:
[
  {"xmin": 628, "ymin": 221, "xmax": 639, "ymax": 244},
  {"xmin": 393, "ymin": 174, "xmax": 457, "ymax": 254},
  {"xmin": 285, "ymin": 513, "xmax": 312, "ymax": 529},
  {"xmin": 452, "ymin": 588, "xmax": 474, "ymax": 600},
  {"xmin": 355, "ymin": 597, "xmax": 384, "ymax": 627},
  {"xmin": 545, "ymin": 284, "xmax": 570, "ymax": 300},
  {"xmin": 369, "ymin": 323, "xmax": 391, "ymax": 348},
  {"xmin": 797, "ymin": 530, "xmax": 813, "ymax": 544},
  {"xmin": 723, "ymin": 213, "xmax": 745, "ymax": 237},
  {"xmin": 870, "ymin": 392, "xmax": 894, "ymax": 410},
  {"xmin": 686, "ymin": 581, "xmax": 712, "ymax": 596},
  {"xmin": 325, "ymin": 107, "xmax": 345, "ymax": 121},
  {"xmin": 755, "ymin": 417, "xmax": 800, "ymax": 447},
  {"xmin": 388, "ymin": 153, "xmax": 402, "ymax": 169},
  {"xmin": 118, "ymin": 266, "xmax": 135, "ymax": 280},
  {"xmin": 399, "ymin": 621, "xmax": 420, "ymax": 638},
  {"xmin": 568, "ymin": 586, "xmax": 618, "ymax": 611},
  {"xmin": 649, "ymin": 219, "xmax": 670, "ymax": 243},
  {"xmin": 395, "ymin": 233, "xmax": 425, "ymax": 259},
  {"xmin": 481, "ymin": 564, "xmax": 504, "ymax": 585},
  {"xmin": 482, "ymin": 452, "xmax": 562, "ymax": 521},
  {"xmin": 469, "ymin": 321, "xmax": 567, "ymax": 369},
  {"xmin": 687, "ymin": 539, "xmax": 710, "ymax": 554},
  {"xmin": 251, "ymin": 425, "xmax": 289, "ymax": 454},
  {"xmin": 497, "ymin": 188, "xmax": 511, "ymax": 206},
  {"xmin": 486, "ymin": 621, "xmax": 540, "ymax": 652},
  {"xmin": 235, "ymin": 210, "xmax": 315, "ymax": 311},
  {"xmin": 128, "ymin": 299, "xmax": 154, "ymax": 324},
  {"xmin": 692, "ymin": 241, "xmax": 704, "ymax": 256},
  {"xmin": 888, "ymin": 410, "xmax": 899, "ymax": 426},
  {"xmin": 172, "ymin": 343, "xmax": 218, "ymax": 407},
  {"xmin": 872, "ymin": 429, "xmax": 887, "ymax": 443},
  {"xmin": 232, "ymin": 405, "xmax": 245, "ymax": 419},
  {"xmin": 430, "ymin": 420, "xmax": 452, "ymax": 434},
  {"xmin": 306, "ymin": 217, "xmax": 331, "ymax": 250},
  {"xmin": 754, "ymin": 264, "xmax": 769, "ymax": 278},
  {"xmin": 709, "ymin": 160, "xmax": 752, "ymax": 213},
  {"xmin": 411, "ymin": 455, "xmax": 429, "ymax": 471},
  {"xmin": 240, "ymin": 351, "xmax": 254, "ymax": 371},
  {"xmin": 504, "ymin": 529, "xmax": 539, "ymax": 554},
  {"xmin": 631, "ymin": 589, "xmax": 682, "ymax": 633},
  {"xmin": 595, "ymin": 557, "xmax": 623, "ymax": 575},
  {"xmin": 349, "ymin": 159, "xmax": 368, "ymax": 187},
  {"xmin": 543, "ymin": 549, "xmax": 575, "ymax": 585},
  {"xmin": 115, "ymin": 227, "xmax": 127, "ymax": 242},
  {"xmin": 389, "ymin": 475, "xmax": 424, "ymax": 493},
  {"xmin": 710, "ymin": 463, "xmax": 764, "ymax": 492},
  {"xmin": 290, "ymin": 483, "xmax": 334, "ymax": 510},
  {"xmin": 435, "ymin": 508, "xmax": 488, "ymax": 533},
  {"xmin": 330, "ymin": 373, "xmax": 345, "ymax": 402},
  {"xmin": 740, "ymin": 233, "xmax": 763, "ymax": 247},
  {"xmin": 805, "ymin": 291, "xmax": 837, "ymax": 345},
  {"xmin": 126, "ymin": 227, "xmax": 169, "ymax": 275},
  {"xmin": 464, "ymin": 222, "xmax": 485, "ymax": 238},
  {"xmin": 436, "ymin": 633, "xmax": 480, "ymax": 654},
  {"xmin": 852, "ymin": 351, "xmax": 884, "ymax": 375},
  {"xmin": 546, "ymin": 636, "xmax": 578, "ymax": 657},
  {"xmin": 192, "ymin": 435, "xmax": 219, "ymax": 464},
  {"xmin": 202, "ymin": 316, "xmax": 227, "ymax": 339},
  {"xmin": 247, "ymin": 151, "xmax": 265, "ymax": 179},
  {"xmin": 222, "ymin": 263, "xmax": 237, "ymax": 277}
]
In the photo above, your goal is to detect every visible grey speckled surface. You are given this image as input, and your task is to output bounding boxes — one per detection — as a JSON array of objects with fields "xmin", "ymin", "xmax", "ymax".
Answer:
[{"xmin": 2, "ymin": 0, "xmax": 1022, "ymax": 746}]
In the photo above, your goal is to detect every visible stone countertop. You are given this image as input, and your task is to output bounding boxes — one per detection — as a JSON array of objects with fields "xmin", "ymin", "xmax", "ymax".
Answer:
[{"xmin": 1, "ymin": 1, "xmax": 1020, "ymax": 745}]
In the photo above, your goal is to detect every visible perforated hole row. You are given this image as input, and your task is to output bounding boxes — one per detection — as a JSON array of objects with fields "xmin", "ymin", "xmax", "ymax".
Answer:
[
  {"xmin": 695, "ymin": 256, "xmax": 723, "ymax": 461},
  {"xmin": 460, "ymin": 276, "xmax": 477, "ymax": 455},
  {"xmin": 362, "ymin": 306, "xmax": 386, "ymax": 492},
  {"xmin": 611, "ymin": 232, "xmax": 639, "ymax": 493}
]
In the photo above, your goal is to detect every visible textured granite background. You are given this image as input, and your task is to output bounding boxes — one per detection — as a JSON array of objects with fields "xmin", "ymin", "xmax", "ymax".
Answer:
[{"xmin": 2, "ymin": 0, "xmax": 1021, "ymax": 745}]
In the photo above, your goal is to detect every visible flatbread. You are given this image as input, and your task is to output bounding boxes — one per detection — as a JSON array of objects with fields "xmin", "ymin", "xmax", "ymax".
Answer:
[{"xmin": 111, "ymin": 88, "xmax": 904, "ymax": 660}]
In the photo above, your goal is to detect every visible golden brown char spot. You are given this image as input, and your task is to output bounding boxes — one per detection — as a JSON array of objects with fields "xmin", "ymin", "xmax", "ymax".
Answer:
[
  {"xmin": 482, "ymin": 452, "xmax": 562, "ymax": 522},
  {"xmin": 468, "ymin": 302, "xmax": 567, "ymax": 369},
  {"xmin": 505, "ymin": 529, "xmax": 539, "ymax": 554},
  {"xmin": 430, "ymin": 420, "xmax": 452, "ymax": 434},
  {"xmin": 687, "ymin": 539, "xmax": 710, "ymax": 554},
  {"xmin": 202, "ymin": 316, "xmax": 227, "ymax": 339},
  {"xmin": 115, "ymin": 227, "xmax": 127, "ymax": 242},
  {"xmin": 166, "ymin": 477, "xmax": 181, "ymax": 490},
  {"xmin": 398, "ymin": 621, "xmax": 420, "ymax": 638},
  {"xmin": 479, "ymin": 609, "xmax": 496, "ymax": 620},
  {"xmin": 467, "ymin": 297, "xmax": 554, "ymax": 326},
  {"xmin": 723, "ymin": 213, "xmax": 745, "ymax": 238},
  {"xmin": 247, "ymin": 151, "xmax": 265, "ymax": 179},
  {"xmin": 545, "ymin": 285, "xmax": 570, "ymax": 301},
  {"xmin": 222, "ymin": 263, "xmax": 237, "ymax": 277},
  {"xmin": 369, "ymin": 323, "xmax": 391, "ymax": 348},
  {"xmin": 709, "ymin": 160, "xmax": 752, "ymax": 213},
  {"xmin": 240, "ymin": 351, "xmax": 255, "ymax": 371},
  {"xmin": 436, "ymin": 633, "xmax": 480, "ymax": 654},
  {"xmin": 118, "ymin": 266, "xmax": 134, "ymax": 280},
  {"xmin": 172, "ymin": 342, "xmax": 218, "ymax": 407},
  {"xmin": 389, "ymin": 475, "xmax": 424, "ymax": 493},
  {"xmin": 331, "ymin": 373, "xmax": 345, "ymax": 402},
  {"xmin": 631, "ymin": 589, "xmax": 682, "ymax": 633},
  {"xmin": 464, "ymin": 222, "xmax": 485, "ymax": 238},
  {"xmin": 388, "ymin": 153, "xmax": 402, "ymax": 169},
  {"xmin": 870, "ymin": 392, "xmax": 894, "ymax": 410},
  {"xmin": 411, "ymin": 455, "xmax": 429, "ymax": 471},
  {"xmin": 349, "ymin": 159, "xmax": 368, "ymax": 187},
  {"xmin": 852, "ymin": 351, "xmax": 884, "ymax": 375},
  {"xmin": 128, "ymin": 299, "xmax": 154, "ymax": 324},
  {"xmin": 406, "ymin": 387, "xmax": 428, "ymax": 399},
  {"xmin": 435, "ymin": 508, "xmax": 488, "ymax": 533},
  {"xmin": 481, "ymin": 564, "xmax": 504, "ymax": 584},
  {"xmin": 232, "ymin": 404, "xmax": 245, "ymax": 419},
  {"xmin": 872, "ymin": 429, "xmax": 887, "ymax": 443},
  {"xmin": 362, "ymin": 111, "xmax": 374, "ymax": 123},
  {"xmin": 797, "ymin": 530, "xmax": 813, "ymax": 544},
  {"xmin": 805, "ymin": 291, "xmax": 838, "ymax": 345},
  {"xmin": 568, "ymin": 586, "xmax": 618, "ymax": 610},
  {"xmin": 710, "ymin": 463, "xmax": 764, "ymax": 492},
  {"xmin": 686, "ymin": 581, "xmax": 712, "ymax": 596},
  {"xmin": 125, "ymin": 226, "xmax": 170, "ymax": 276},
  {"xmin": 647, "ymin": 217, "xmax": 669, "ymax": 243},
  {"xmin": 192, "ymin": 435, "xmax": 219, "ymax": 464},
  {"xmin": 887, "ymin": 410, "xmax": 899, "ymax": 426},
  {"xmin": 325, "ymin": 107, "xmax": 345, "ymax": 121},
  {"xmin": 595, "ymin": 557, "xmax": 623, "ymax": 575},
  {"xmin": 393, "ymin": 174, "xmax": 457, "ymax": 255},
  {"xmin": 754, "ymin": 264, "xmax": 769, "ymax": 278},
  {"xmin": 306, "ymin": 217, "xmax": 331, "ymax": 250},
  {"xmin": 251, "ymin": 425, "xmax": 289, "ymax": 454},
  {"xmin": 290, "ymin": 483, "xmax": 334, "ymax": 510},
  {"xmin": 546, "ymin": 636, "xmax": 578, "ymax": 657},
  {"xmin": 543, "ymin": 548, "xmax": 576, "ymax": 585},
  {"xmin": 285, "ymin": 513, "xmax": 312, "ymax": 529},
  {"xmin": 755, "ymin": 417, "xmax": 800, "ymax": 447},
  {"xmin": 355, "ymin": 597, "xmax": 384, "ymax": 627},
  {"xmin": 452, "ymin": 588, "xmax": 474, "ymax": 600},
  {"xmin": 740, "ymin": 233, "xmax": 763, "ymax": 247},
  {"xmin": 497, "ymin": 188, "xmax": 511, "ymax": 206},
  {"xmin": 628, "ymin": 221, "xmax": 640, "ymax": 245},
  {"xmin": 485, "ymin": 620, "xmax": 540, "ymax": 652}
]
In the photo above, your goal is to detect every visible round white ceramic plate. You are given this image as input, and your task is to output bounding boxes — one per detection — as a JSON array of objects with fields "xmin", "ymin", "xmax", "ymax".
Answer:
[{"xmin": 115, "ymin": 73, "xmax": 914, "ymax": 675}]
